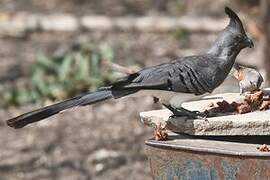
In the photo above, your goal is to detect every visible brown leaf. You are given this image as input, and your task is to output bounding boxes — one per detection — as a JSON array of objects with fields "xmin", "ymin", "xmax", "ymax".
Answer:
[
  {"xmin": 216, "ymin": 100, "xmax": 238, "ymax": 113},
  {"xmin": 154, "ymin": 123, "xmax": 168, "ymax": 141},
  {"xmin": 257, "ymin": 144, "xmax": 270, "ymax": 152},
  {"xmin": 260, "ymin": 100, "xmax": 270, "ymax": 111},
  {"xmin": 236, "ymin": 103, "xmax": 252, "ymax": 114},
  {"xmin": 245, "ymin": 91, "xmax": 263, "ymax": 108}
]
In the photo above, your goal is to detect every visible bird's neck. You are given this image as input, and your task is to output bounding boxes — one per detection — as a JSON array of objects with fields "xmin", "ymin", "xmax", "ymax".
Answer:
[{"xmin": 207, "ymin": 45, "xmax": 240, "ymax": 62}]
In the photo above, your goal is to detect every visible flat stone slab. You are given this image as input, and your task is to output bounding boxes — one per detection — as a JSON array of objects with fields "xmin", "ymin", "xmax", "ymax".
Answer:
[{"xmin": 140, "ymin": 93, "xmax": 270, "ymax": 136}]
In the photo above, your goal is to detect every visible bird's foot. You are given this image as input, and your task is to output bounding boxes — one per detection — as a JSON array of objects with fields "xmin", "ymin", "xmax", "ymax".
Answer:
[{"xmin": 163, "ymin": 104, "xmax": 207, "ymax": 120}]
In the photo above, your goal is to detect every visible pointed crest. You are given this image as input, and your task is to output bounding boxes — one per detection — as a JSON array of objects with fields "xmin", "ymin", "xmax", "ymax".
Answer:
[{"xmin": 225, "ymin": 7, "xmax": 245, "ymax": 34}]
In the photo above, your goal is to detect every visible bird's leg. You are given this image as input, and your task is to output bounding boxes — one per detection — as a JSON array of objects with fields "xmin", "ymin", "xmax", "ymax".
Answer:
[
  {"xmin": 239, "ymin": 86, "xmax": 244, "ymax": 95},
  {"xmin": 162, "ymin": 104, "xmax": 187, "ymax": 117},
  {"xmin": 162, "ymin": 104, "xmax": 207, "ymax": 120}
]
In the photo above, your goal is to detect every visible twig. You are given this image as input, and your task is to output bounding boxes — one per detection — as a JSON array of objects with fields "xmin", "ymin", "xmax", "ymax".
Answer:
[{"xmin": 103, "ymin": 60, "xmax": 135, "ymax": 75}]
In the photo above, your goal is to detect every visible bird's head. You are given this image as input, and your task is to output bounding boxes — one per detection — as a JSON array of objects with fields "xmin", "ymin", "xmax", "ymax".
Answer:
[{"xmin": 208, "ymin": 7, "xmax": 254, "ymax": 57}]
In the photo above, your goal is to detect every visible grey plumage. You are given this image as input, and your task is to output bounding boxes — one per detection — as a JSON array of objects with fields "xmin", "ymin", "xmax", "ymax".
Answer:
[
  {"xmin": 6, "ymin": 7, "xmax": 254, "ymax": 129},
  {"xmin": 7, "ymin": 89, "xmax": 114, "ymax": 128},
  {"xmin": 117, "ymin": 55, "xmax": 232, "ymax": 95}
]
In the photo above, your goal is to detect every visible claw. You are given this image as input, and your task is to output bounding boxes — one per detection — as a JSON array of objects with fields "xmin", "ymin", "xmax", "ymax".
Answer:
[
  {"xmin": 196, "ymin": 114, "xmax": 208, "ymax": 121},
  {"xmin": 169, "ymin": 114, "xmax": 183, "ymax": 119},
  {"xmin": 163, "ymin": 103, "xmax": 208, "ymax": 120},
  {"xmin": 192, "ymin": 110, "xmax": 208, "ymax": 121},
  {"xmin": 163, "ymin": 104, "xmax": 186, "ymax": 117}
]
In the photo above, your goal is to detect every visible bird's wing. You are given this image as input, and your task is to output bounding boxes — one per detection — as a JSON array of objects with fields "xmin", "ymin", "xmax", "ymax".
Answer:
[
  {"xmin": 111, "ymin": 55, "xmax": 214, "ymax": 95},
  {"xmin": 111, "ymin": 63, "xmax": 176, "ymax": 90}
]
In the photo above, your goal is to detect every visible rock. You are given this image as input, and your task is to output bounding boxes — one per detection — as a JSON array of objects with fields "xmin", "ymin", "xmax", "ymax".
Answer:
[{"xmin": 140, "ymin": 93, "xmax": 270, "ymax": 136}]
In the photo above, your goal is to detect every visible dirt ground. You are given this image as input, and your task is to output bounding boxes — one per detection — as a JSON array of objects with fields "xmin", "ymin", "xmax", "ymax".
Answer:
[
  {"xmin": 0, "ymin": 0, "xmax": 236, "ymax": 16},
  {"xmin": 0, "ymin": 1, "xmax": 262, "ymax": 180},
  {"xmin": 0, "ymin": 97, "xmax": 156, "ymax": 180}
]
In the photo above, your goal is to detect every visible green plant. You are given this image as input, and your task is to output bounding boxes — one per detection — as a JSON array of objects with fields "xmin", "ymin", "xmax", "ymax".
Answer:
[
  {"xmin": 0, "ymin": 44, "xmax": 127, "ymax": 108},
  {"xmin": 172, "ymin": 28, "xmax": 191, "ymax": 48}
]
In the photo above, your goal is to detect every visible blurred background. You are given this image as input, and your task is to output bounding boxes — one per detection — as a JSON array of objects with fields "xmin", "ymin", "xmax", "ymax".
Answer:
[{"xmin": 0, "ymin": 0, "xmax": 268, "ymax": 179}]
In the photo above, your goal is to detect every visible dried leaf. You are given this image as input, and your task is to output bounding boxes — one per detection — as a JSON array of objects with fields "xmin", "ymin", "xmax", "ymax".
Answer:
[
  {"xmin": 257, "ymin": 144, "xmax": 270, "ymax": 152},
  {"xmin": 236, "ymin": 103, "xmax": 252, "ymax": 114},
  {"xmin": 260, "ymin": 100, "xmax": 270, "ymax": 111},
  {"xmin": 154, "ymin": 123, "xmax": 168, "ymax": 141}
]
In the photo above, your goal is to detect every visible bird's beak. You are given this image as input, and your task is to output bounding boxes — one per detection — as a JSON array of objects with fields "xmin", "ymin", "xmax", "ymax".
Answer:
[{"xmin": 243, "ymin": 37, "xmax": 254, "ymax": 48}]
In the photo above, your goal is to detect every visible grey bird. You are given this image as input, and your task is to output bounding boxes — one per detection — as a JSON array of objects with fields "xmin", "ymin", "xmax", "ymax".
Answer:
[
  {"xmin": 6, "ymin": 7, "xmax": 254, "ymax": 129},
  {"xmin": 231, "ymin": 63, "xmax": 263, "ymax": 94}
]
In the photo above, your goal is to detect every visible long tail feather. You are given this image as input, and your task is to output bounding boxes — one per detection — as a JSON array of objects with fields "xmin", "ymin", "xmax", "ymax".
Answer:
[{"xmin": 6, "ymin": 89, "xmax": 113, "ymax": 129}]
